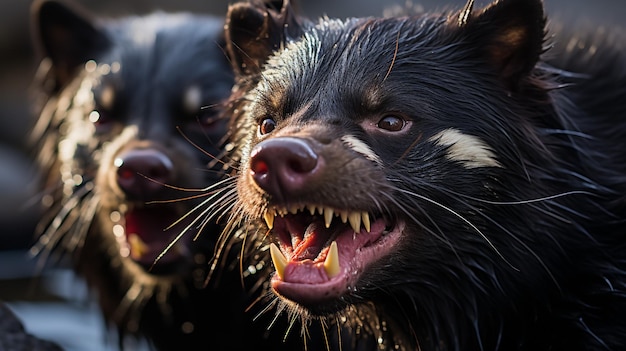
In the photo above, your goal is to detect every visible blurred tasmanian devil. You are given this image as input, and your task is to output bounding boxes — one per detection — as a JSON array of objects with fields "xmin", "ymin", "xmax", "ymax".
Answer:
[
  {"xmin": 220, "ymin": 0, "xmax": 626, "ymax": 349},
  {"xmin": 26, "ymin": 0, "xmax": 275, "ymax": 349}
]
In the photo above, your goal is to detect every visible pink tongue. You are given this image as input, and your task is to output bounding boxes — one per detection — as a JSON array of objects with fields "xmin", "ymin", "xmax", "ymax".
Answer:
[{"xmin": 281, "ymin": 220, "xmax": 387, "ymax": 284}]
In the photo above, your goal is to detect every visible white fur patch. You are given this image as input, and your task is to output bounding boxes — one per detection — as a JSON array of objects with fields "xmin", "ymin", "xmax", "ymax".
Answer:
[
  {"xmin": 429, "ymin": 128, "xmax": 501, "ymax": 168},
  {"xmin": 341, "ymin": 135, "xmax": 382, "ymax": 165}
]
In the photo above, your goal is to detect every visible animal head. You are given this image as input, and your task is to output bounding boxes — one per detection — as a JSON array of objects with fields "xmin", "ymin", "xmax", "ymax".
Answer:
[
  {"xmin": 220, "ymin": 0, "xmax": 626, "ymax": 349},
  {"xmin": 30, "ymin": 0, "xmax": 235, "ymax": 345}
]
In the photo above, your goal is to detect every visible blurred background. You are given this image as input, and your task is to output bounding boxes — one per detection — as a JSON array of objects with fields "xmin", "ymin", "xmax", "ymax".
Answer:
[{"xmin": 0, "ymin": 0, "xmax": 624, "ymax": 350}]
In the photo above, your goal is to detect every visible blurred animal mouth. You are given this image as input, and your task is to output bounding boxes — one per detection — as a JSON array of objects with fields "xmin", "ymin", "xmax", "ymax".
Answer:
[
  {"xmin": 111, "ymin": 204, "xmax": 193, "ymax": 272},
  {"xmin": 265, "ymin": 204, "xmax": 403, "ymax": 306}
]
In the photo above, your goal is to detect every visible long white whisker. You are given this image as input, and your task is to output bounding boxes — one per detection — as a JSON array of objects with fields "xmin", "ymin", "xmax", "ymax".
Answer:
[
  {"xmin": 395, "ymin": 187, "xmax": 516, "ymax": 269},
  {"xmin": 379, "ymin": 190, "xmax": 460, "ymax": 259},
  {"xmin": 149, "ymin": 176, "xmax": 238, "ymax": 271}
]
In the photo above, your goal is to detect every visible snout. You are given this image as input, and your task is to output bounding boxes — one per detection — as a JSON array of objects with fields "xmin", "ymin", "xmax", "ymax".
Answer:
[
  {"xmin": 248, "ymin": 137, "xmax": 324, "ymax": 201},
  {"xmin": 115, "ymin": 148, "xmax": 174, "ymax": 199}
]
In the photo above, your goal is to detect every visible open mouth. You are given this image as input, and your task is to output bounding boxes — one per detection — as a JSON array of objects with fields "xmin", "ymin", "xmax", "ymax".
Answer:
[
  {"xmin": 111, "ymin": 205, "xmax": 193, "ymax": 272},
  {"xmin": 265, "ymin": 205, "xmax": 404, "ymax": 306}
]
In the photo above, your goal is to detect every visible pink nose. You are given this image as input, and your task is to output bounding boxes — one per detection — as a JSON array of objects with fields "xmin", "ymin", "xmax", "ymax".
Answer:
[
  {"xmin": 115, "ymin": 149, "xmax": 174, "ymax": 198},
  {"xmin": 249, "ymin": 137, "xmax": 321, "ymax": 200}
]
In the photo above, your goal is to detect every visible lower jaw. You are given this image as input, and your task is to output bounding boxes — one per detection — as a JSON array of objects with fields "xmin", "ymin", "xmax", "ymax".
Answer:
[
  {"xmin": 273, "ymin": 286, "xmax": 352, "ymax": 316},
  {"xmin": 270, "ymin": 220, "xmax": 404, "ymax": 311}
]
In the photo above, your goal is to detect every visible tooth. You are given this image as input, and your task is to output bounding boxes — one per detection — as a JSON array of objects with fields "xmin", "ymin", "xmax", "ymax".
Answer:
[
  {"xmin": 324, "ymin": 241, "xmax": 340, "ymax": 278},
  {"xmin": 307, "ymin": 205, "xmax": 316, "ymax": 215},
  {"xmin": 340, "ymin": 211, "xmax": 348, "ymax": 223},
  {"xmin": 362, "ymin": 212, "xmax": 371, "ymax": 232},
  {"xmin": 348, "ymin": 212, "xmax": 361, "ymax": 233},
  {"xmin": 316, "ymin": 206, "xmax": 324, "ymax": 215},
  {"xmin": 289, "ymin": 205, "xmax": 299, "ymax": 214},
  {"xmin": 324, "ymin": 207, "xmax": 334, "ymax": 228},
  {"xmin": 128, "ymin": 234, "xmax": 148, "ymax": 260},
  {"xmin": 264, "ymin": 211, "xmax": 275, "ymax": 229},
  {"xmin": 269, "ymin": 243, "xmax": 287, "ymax": 280}
]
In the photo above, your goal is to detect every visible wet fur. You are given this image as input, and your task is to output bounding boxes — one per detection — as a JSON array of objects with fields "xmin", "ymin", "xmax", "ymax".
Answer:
[
  {"xmin": 28, "ymin": 1, "xmax": 295, "ymax": 349},
  {"xmin": 218, "ymin": 0, "xmax": 626, "ymax": 350}
]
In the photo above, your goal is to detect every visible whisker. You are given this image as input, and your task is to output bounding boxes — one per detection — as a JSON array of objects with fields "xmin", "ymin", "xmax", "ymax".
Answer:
[
  {"xmin": 146, "ymin": 191, "xmax": 222, "ymax": 205},
  {"xmin": 335, "ymin": 316, "xmax": 343, "ymax": 351},
  {"xmin": 416, "ymin": 181, "xmax": 564, "ymax": 286},
  {"xmin": 284, "ymin": 312, "xmax": 299, "ymax": 343},
  {"xmin": 160, "ymin": 180, "xmax": 236, "ymax": 231},
  {"xmin": 63, "ymin": 192, "xmax": 99, "ymax": 254},
  {"xmin": 140, "ymin": 171, "xmax": 236, "ymax": 194},
  {"xmin": 32, "ymin": 182, "xmax": 95, "ymax": 268},
  {"xmin": 443, "ymin": 188, "xmax": 593, "ymax": 206},
  {"xmin": 148, "ymin": 189, "xmax": 234, "ymax": 272},
  {"xmin": 267, "ymin": 300, "xmax": 288, "ymax": 331},
  {"xmin": 394, "ymin": 187, "xmax": 516, "ymax": 269},
  {"xmin": 252, "ymin": 295, "xmax": 279, "ymax": 322},
  {"xmin": 320, "ymin": 319, "xmax": 331, "ymax": 351},
  {"xmin": 379, "ymin": 189, "xmax": 460, "ymax": 259},
  {"xmin": 176, "ymin": 126, "xmax": 232, "ymax": 169},
  {"xmin": 383, "ymin": 27, "xmax": 401, "ymax": 82}
]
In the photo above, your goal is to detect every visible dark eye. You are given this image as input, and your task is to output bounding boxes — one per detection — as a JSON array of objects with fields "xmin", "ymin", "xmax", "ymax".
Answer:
[
  {"xmin": 259, "ymin": 118, "xmax": 277, "ymax": 135},
  {"xmin": 377, "ymin": 115, "xmax": 405, "ymax": 132}
]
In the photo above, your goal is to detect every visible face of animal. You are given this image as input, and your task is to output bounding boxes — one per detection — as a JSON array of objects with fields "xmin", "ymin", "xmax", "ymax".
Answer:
[
  {"xmin": 30, "ymin": 1, "xmax": 238, "ymax": 348},
  {"xmin": 222, "ymin": 0, "xmax": 626, "ymax": 349}
]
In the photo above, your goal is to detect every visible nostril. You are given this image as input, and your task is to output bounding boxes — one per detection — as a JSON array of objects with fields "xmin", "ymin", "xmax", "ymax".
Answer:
[
  {"xmin": 118, "ymin": 167, "xmax": 135, "ymax": 181},
  {"xmin": 115, "ymin": 149, "xmax": 174, "ymax": 196},
  {"xmin": 250, "ymin": 158, "xmax": 269, "ymax": 176},
  {"xmin": 287, "ymin": 158, "xmax": 312, "ymax": 174}
]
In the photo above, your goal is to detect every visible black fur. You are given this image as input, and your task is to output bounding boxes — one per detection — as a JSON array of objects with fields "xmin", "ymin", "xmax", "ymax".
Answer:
[
  {"xmin": 28, "ymin": 1, "xmax": 296, "ymax": 349},
  {"xmin": 219, "ymin": 0, "xmax": 626, "ymax": 349}
]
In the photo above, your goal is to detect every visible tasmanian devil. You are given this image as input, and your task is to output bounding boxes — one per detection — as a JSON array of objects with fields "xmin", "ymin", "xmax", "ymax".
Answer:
[
  {"xmin": 219, "ymin": 0, "xmax": 626, "ymax": 349},
  {"xmin": 27, "ymin": 0, "xmax": 297, "ymax": 349}
]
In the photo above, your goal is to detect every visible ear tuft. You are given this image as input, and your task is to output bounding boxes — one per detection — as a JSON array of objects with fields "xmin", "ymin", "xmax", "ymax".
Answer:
[{"xmin": 456, "ymin": 0, "xmax": 546, "ymax": 89}]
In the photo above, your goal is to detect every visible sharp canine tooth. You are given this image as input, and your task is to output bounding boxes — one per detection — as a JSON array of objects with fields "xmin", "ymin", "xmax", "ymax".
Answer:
[
  {"xmin": 269, "ymin": 243, "xmax": 287, "ymax": 280},
  {"xmin": 324, "ymin": 241, "xmax": 340, "ymax": 278},
  {"xmin": 128, "ymin": 234, "xmax": 148, "ymax": 260},
  {"xmin": 362, "ymin": 212, "xmax": 371, "ymax": 232},
  {"xmin": 348, "ymin": 212, "xmax": 361, "ymax": 233},
  {"xmin": 340, "ymin": 211, "xmax": 348, "ymax": 223},
  {"xmin": 324, "ymin": 208, "xmax": 334, "ymax": 228},
  {"xmin": 264, "ymin": 211, "xmax": 274, "ymax": 229},
  {"xmin": 307, "ymin": 205, "xmax": 316, "ymax": 215}
]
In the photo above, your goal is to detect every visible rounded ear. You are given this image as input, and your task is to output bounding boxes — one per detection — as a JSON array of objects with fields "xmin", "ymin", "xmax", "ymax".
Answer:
[
  {"xmin": 225, "ymin": 0, "xmax": 304, "ymax": 77},
  {"xmin": 452, "ymin": 0, "xmax": 546, "ymax": 90},
  {"xmin": 30, "ymin": 0, "xmax": 111, "ymax": 89}
]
